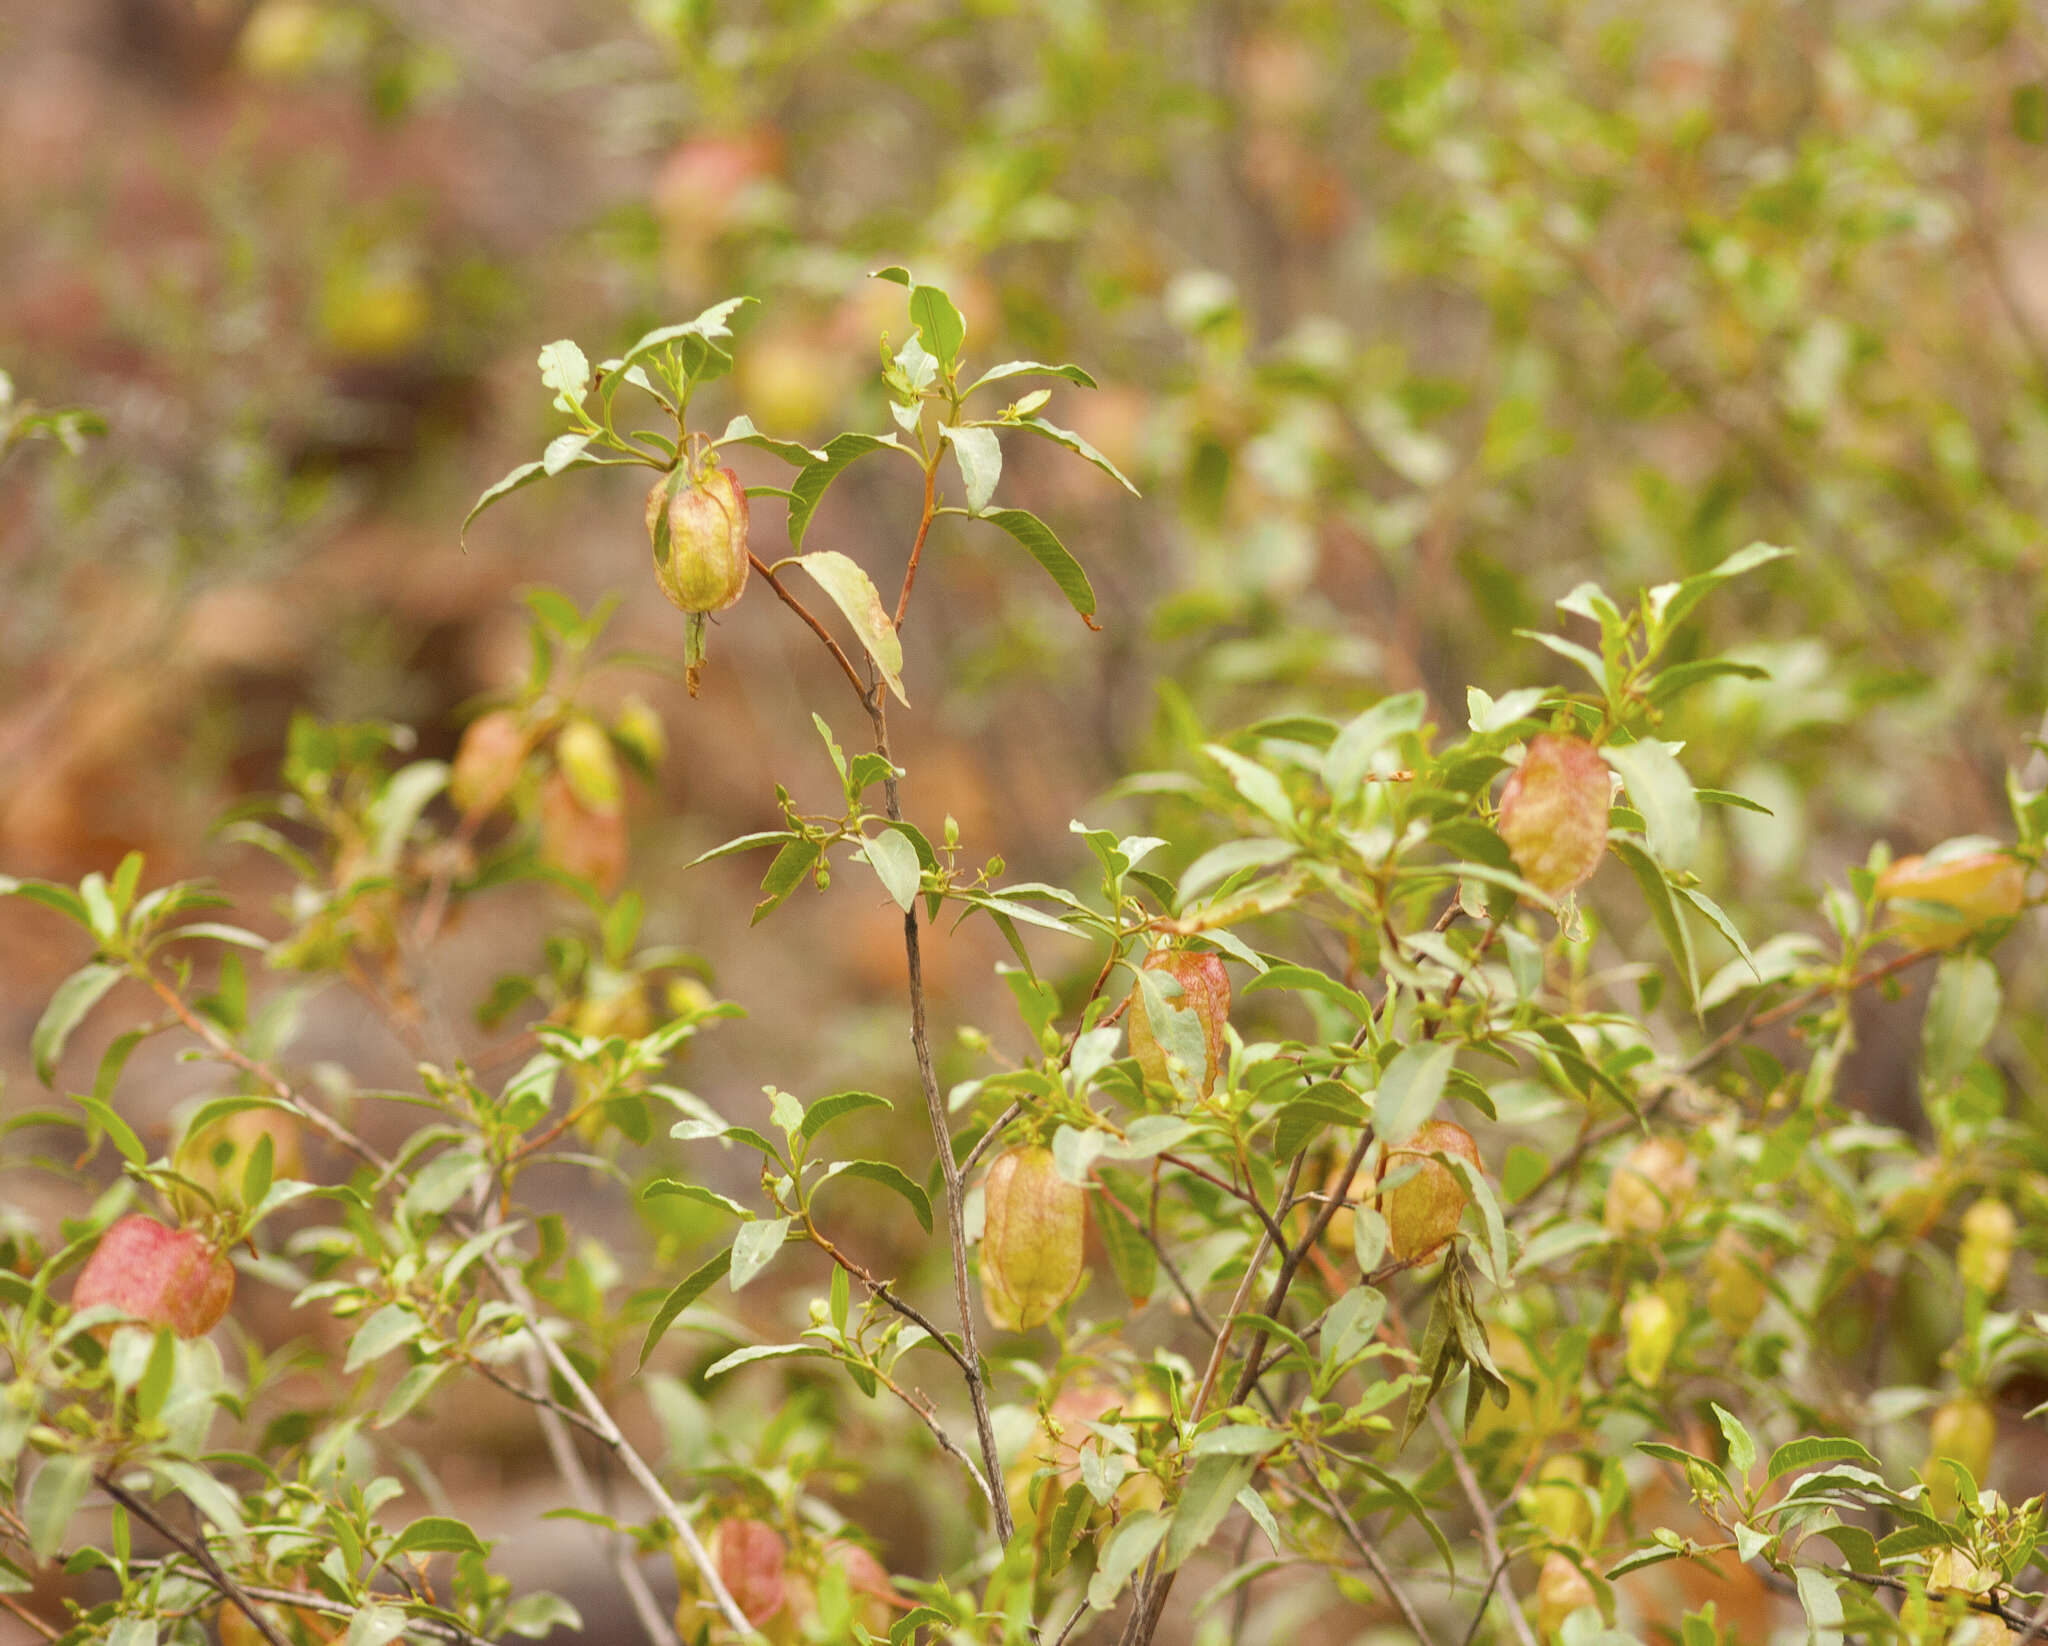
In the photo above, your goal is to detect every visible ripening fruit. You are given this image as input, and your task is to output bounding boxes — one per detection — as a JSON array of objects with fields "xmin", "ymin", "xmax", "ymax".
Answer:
[
  {"xmin": 1957, "ymin": 1197, "xmax": 2017, "ymax": 1296},
  {"xmin": 1603, "ymin": 1137, "xmax": 1696, "ymax": 1238},
  {"xmin": 539, "ymin": 771, "xmax": 628, "ymax": 894},
  {"xmin": 449, "ymin": 709, "xmax": 529, "ymax": 819},
  {"xmin": 1517, "ymin": 1455, "xmax": 1594, "ymax": 1547},
  {"xmin": 647, "ymin": 466, "xmax": 751, "ymax": 614},
  {"xmin": 1875, "ymin": 850, "xmax": 2025, "ymax": 949},
  {"xmin": 1622, "ymin": 1290, "xmax": 1678, "ymax": 1387},
  {"xmin": 554, "ymin": 718, "xmax": 624, "ymax": 815},
  {"xmin": 704, "ymin": 1518, "xmax": 788, "ymax": 1628},
  {"xmin": 72, "ymin": 1215, "xmax": 234, "ymax": 1338},
  {"xmin": 1126, "ymin": 948, "xmax": 1231, "ymax": 1100},
  {"xmin": 1926, "ymin": 1395, "xmax": 1995, "ymax": 1514},
  {"xmin": 1498, "ymin": 735, "xmax": 1612, "ymax": 898},
  {"xmin": 979, "ymin": 1146, "xmax": 1086, "ymax": 1331},
  {"xmin": 1374, "ymin": 1120, "xmax": 1481, "ymax": 1264},
  {"xmin": 1703, "ymin": 1228, "xmax": 1769, "ymax": 1336},
  {"xmin": 171, "ymin": 1108, "xmax": 304, "ymax": 1217},
  {"xmin": 1534, "ymin": 1552, "xmax": 1598, "ymax": 1638}
]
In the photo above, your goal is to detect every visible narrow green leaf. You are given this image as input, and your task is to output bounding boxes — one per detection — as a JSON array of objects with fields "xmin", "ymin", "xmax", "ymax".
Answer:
[
  {"xmin": 638, "ymin": 1249, "xmax": 732, "ymax": 1368},
  {"xmin": 1373, "ymin": 1043, "xmax": 1455, "ymax": 1147},
  {"xmin": 26, "ymin": 1454, "xmax": 92, "ymax": 1559},
  {"xmin": 800, "ymin": 1090, "xmax": 890, "ymax": 1142},
  {"xmin": 792, "ymin": 552, "xmax": 908, "ymax": 706},
  {"xmin": 387, "ymin": 1516, "xmax": 489, "ymax": 1559},
  {"xmin": 729, "ymin": 1217, "xmax": 792, "ymax": 1290},
  {"xmin": 942, "ymin": 425, "xmax": 1001, "ymax": 512},
  {"xmin": 967, "ymin": 359, "xmax": 1099, "ymax": 393},
  {"xmin": 977, "ymin": 509, "xmax": 1097, "ymax": 624},
  {"xmin": 788, "ymin": 433, "xmax": 905, "ymax": 548},
  {"xmin": 461, "ymin": 460, "xmax": 546, "ymax": 548},
  {"xmin": 1012, "ymin": 416, "xmax": 1138, "ymax": 495},
  {"xmin": 909, "ymin": 285, "xmax": 965, "ymax": 365},
  {"xmin": 1165, "ymin": 1455, "xmax": 1256, "ymax": 1570},
  {"xmin": 825, "ymin": 1160, "xmax": 934, "ymax": 1232},
  {"xmin": 1603, "ymin": 740, "xmax": 1701, "ymax": 873},
  {"xmin": 863, "ymin": 829, "xmax": 921, "ymax": 913},
  {"xmin": 33, "ymin": 963, "xmax": 122, "ymax": 1085}
]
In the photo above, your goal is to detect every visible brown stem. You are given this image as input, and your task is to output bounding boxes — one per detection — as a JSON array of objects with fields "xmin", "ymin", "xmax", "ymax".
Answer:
[
  {"xmin": 894, "ymin": 459, "xmax": 940, "ymax": 629},
  {"xmin": 863, "ymin": 683, "xmax": 1014, "ymax": 1546},
  {"xmin": 98, "ymin": 1473, "xmax": 292, "ymax": 1646},
  {"xmin": 750, "ymin": 552, "xmax": 867, "ymax": 696},
  {"xmin": 1427, "ymin": 1407, "xmax": 1537, "ymax": 1646},
  {"xmin": 0, "ymin": 1594, "xmax": 58, "ymax": 1641}
]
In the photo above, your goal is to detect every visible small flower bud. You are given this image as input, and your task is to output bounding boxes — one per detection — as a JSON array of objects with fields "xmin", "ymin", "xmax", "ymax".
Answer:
[
  {"xmin": 1498, "ymin": 735, "xmax": 1612, "ymax": 897},
  {"xmin": 1126, "ymin": 948, "xmax": 1231, "ymax": 1100},
  {"xmin": 1374, "ymin": 1120, "xmax": 1481, "ymax": 1264},
  {"xmin": 647, "ymin": 466, "xmax": 750, "ymax": 614},
  {"xmin": 1957, "ymin": 1197, "xmax": 2017, "ymax": 1296},
  {"xmin": 979, "ymin": 1145, "xmax": 1086, "ymax": 1331},
  {"xmin": 1603, "ymin": 1137, "xmax": 1696, "ymax": 1238},
  {"xmin": 1622, "ymin": 1290, "xmax": 1678, "ymax": 1387},
  {"xmin": 450, "ymin": 708, "xmax": 529, "ymax": 818},
  {"xmin": 1876, "ymin": 850, "xmax": 2024, "ymax": 949},
  {"xmin": 73, "ymin": 1215, "xmax": 235, "ymax": 1339},
  {"xmin": 1534, "ymin": 1552, "xmax": 1597, "ymax": 1638}
]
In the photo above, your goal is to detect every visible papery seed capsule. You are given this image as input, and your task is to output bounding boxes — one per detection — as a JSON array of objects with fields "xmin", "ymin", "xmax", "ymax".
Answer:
[
  {"xmin": 1622, "ymin": 1290, "xmax": 1678, "ymax": 1387},
  {"xmin": 1126, "ymin": 948, "xmax": 1231, "ymax": 1100},
  {"xmin": 1703, "ymin": 1227, "xmax": 1768, "ymax": 1336},
  {"xmin": 1926, "ymin": 1395, "xmax": 1996, "ymax": 1515},
  {"xmin": 708, "ymin": 1518, "xmax": 788, "ymax": 1626},
  {"xmin": 1875, "ymin": 850, "xmax": 2025, "ymax": 949},
  {"xmin": 449, "ymin": 709, "xmax": 528, "ymax": 818},
  {"xmin": 979, "ymin": 1146, "xmax": 1086, "ymax": 1331},
  {"xmin": 1957, "ymin": 1197, "xmax": 2017, "ymax": 1296},
  {"xmin": 647, "ymin": 466, "xmax": 751, "ymax": 614},
  {"xmin": 73, "ymin": 1215, "xmax": 235, "ymax": 1339},
  {"xmin": 1603, "ymin": 1136, "xmax": 1696, "ymax": 1237},
  {"xmin": 1375, "ymin": 1120, "xmax": 1481, "ymax": 1264},
  {"xmin": 1517, "ymin": 1455, "xmax": 1594, "ymax": 1548},
  {"xmin": 171, "ymin": 1108, "xmax": 305, "ymax": 1218},
  {"xmin": 555, "ymin": 717, "xmax": 624, "ymax": 815},
  {"xmin": 539, "ymin": 770, "xmax": 628, "ymax": 893},
  {"xmin": 1498, "ymin": 735, "xmax": 1612, "ymax": 898},
  {"xmin": 1534, "ymin": 1552, "xmax": 1597, "ymax": 1638}
]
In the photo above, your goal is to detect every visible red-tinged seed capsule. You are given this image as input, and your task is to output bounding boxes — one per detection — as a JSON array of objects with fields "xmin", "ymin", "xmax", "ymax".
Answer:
[
  {"xmin": 73, "ymin": 1215, "xmax": 235, "ymax": 1339},
  {"xmin": 1603, "ymin": 1136, "xmax": 1696, "ymax": 1237},
  {"xmin": 647, "ymin": 466, "xmax": 751, "ymax": 614},
  {"xmin": 1498, "ymin": 734, "xmax": 1611, "ymax": 897},
  {"xmin": 1535, "ymin": 1552, "xmax": 1597, "ymax": 1637},
  {"xmin": 539, "ymin": 770, "xmax": 628, "ymax": 894},
  {"xmin": 449, "ymin": 709, "xmax": 529, "ymax": 818},
  {"xmin": 708, "ymin": 1518, "xmax": 788, "ymax": 1626},
  {"xmin": 979, "ymin": 1146, "xmax": 1086, "ymax": 1331},
  {"xmin": 1126, "ymin": 948, "xmax": 1231, "ymax": 1099},
  {"xmin": 1375, "ymin": 1120, "xmax": 1481, "ymax": 1263}
]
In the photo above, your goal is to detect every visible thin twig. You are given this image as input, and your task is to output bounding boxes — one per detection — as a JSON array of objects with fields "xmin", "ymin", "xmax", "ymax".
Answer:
[
  {"xmin": 1428, "ymin": 1408, "xmax": 1537, "ymax": 1646},
  {"xmin": 893, "ymin": 458, "xmax": 941, "ymax": 628},
  {"xmin": 97, "ymin": 1474, "xmax": 292, "ymax": 1646},
  {"xmin": 872, "ymin": 1366, "xmax": 999, "ymax": 1515}
]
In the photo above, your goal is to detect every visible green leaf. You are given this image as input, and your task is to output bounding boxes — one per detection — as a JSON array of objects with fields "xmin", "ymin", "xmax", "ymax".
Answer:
[
  {"xmin": 942, "ymin": 425, "xmax": 1001, "ymax": 513},
  {"xmin": 72, "ymin": 1094, "xmax": 145, "ymax": 1166},
  {"xmin": 1324, "ymin": 692, "xmax": 1426, "ymax": 806},
  {"xmin": 345, "ymin": 1605, "xmax": 411, "ymax": 1646},
  {"xmin": 1373, "ymin": 1042, "xmax": 1455, "ymax": 1147},
  {"xmin": 1204, "ymin": 746, "xmax": 1295, "ymax": 832},
  {"xmin": 502, "ymin": 1593, "xmax": 584, "ymax": 1638},
  {"xmin": 753, "ymin": 838, "xmax": 821, "ymax": 925},
  {"xmin": 800, "ymin": 1090, "xmax": 890, "ymax": 1142},
  {"xmin": 614, "ymin": 297, "xmax": 756, "ymax": 377},
  {"xmin": 25, "ymin": 1453, "xmax": 91, "ymax": 1559},
  {"xmin": 730, "ymin": 1217, "xmax": 792, "ymax": 1291},
  {"xmin": 863, "ymin": 828, "xmax": 921, "ymax": 913},
  {"xmin": 1611, "ymin": 838, "xmax": 1698, "ymax": 1012},
  {"xmin": 1087, "ymin": 1512, "xmax": 1167, "ymax": 1612},
  {"xmin": 1647, "ymin": 542, "xmax": 1791, "ymax": 640},
  {"xmin": 1712, "ymin": 1403, "xmax": 1756, "ymax": 1483},
  {"xmin": 716, "ymin": 414, "xmax": 826, "ymax": 467},
  {"xmin": 909, "ymin": 285, "xmax": 965, "ymax": 365},
  {"xmin": 1011, "ymin": 416, "xmax": 1138, "ymax": 495},
  {"xmin": 638, "ymin": 1249, "xmax": 732, "ymax": 1368},
  {"xmin": 792, "ymin": 552, "xmax": 908, "ymax": 706},
  {"xmin": 345, "ymin": 1304, "xmax": 424, "ymax": 1374},
  {"xmin": 33, "ymin": 963, "xmax": 122, "ymax": 1085},
  {"xmin": 967, "ymin": 359, "xmax": 1100, "ymax": 393},
  {"xmin": 976, "ymin": 509, "xmax": 1097, "ymax": 624},
  {"xmin": 642, "ymin": 1179, "xmax": 750, "ymax": 1219},
  {"xmin": 536, "ymin": 340, "xmax": 591, "ymax": 406},
  {"xmin": 1603, "ymin": 740, "xmax": 1700, "ymax": 873},
  {"xmin": 1922, "ymin": 953, "xmax": 1999, "ymax": 1092},
  {"xmin": 824, "ymin": 1160, "xmax": 934, "ymax": 1233},
  {"xmin": 1165, "ymin": 1455, "xmax": 1256, "ymax": 1571},
  {"xmin": 1793, "ymin": 1565, "xmax": 1843, "ymax": 1646},
  {"xmin": 387, "ymin": 1516, "xmax": 489, "ymax": 1559},
  {"xmin": 787, "ymin": 432, "xmax": 906, "ymax": 548},
  {"xmin": 461, "ymin": 460, "xmax": 546, "ymax": 547},
  {"xmin": 703, "ymin": 1343, "xmax": 825, "ymax": 1380},
  {"xmin": 1765, "ymin": 1436, "xmax": 1881, "ymax": 1482}
]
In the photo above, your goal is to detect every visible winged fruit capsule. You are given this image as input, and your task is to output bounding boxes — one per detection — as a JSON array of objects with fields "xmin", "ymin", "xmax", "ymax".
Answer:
[
  {"xmin": 1126, "ymin": 947, "xmax": 1230, "ymax": 1100},
  {"xmin": 979, "ymin": 1145, "xmax": 1086, "ymax": 1330},
  {"xmin": 647, "ymin": 465, "xmax": 751, "ymax": 614},
  {"xmin": 72, "ymin": 1214, "xmax": 235, "ymax": 1339},
  {"xmin": 1498, "ymin": 734, "xmax": 1611, "ymax": 897}
]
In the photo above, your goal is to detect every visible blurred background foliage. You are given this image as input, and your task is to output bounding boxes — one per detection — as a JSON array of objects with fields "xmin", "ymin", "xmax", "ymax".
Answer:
[{"xmin": 5, "ymin": 0, "xmax": 2048, "ymax": 1635}]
